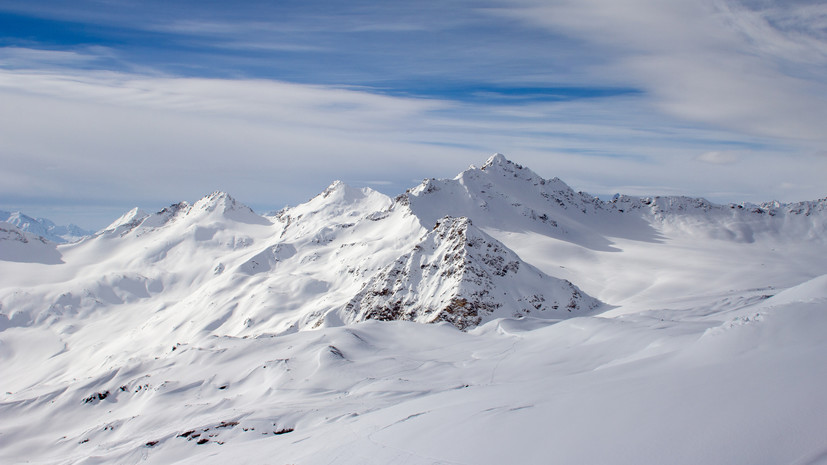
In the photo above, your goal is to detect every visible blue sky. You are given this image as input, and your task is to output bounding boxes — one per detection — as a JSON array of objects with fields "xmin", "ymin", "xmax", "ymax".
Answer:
[{"xmin": 1, "ymin": 0, "xmax": 826, "ymax": 228}]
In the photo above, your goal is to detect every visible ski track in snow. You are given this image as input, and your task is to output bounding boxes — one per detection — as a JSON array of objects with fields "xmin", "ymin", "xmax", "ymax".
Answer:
[{"xmin": 1, "ymin": 154, "xmax": 826, "ymax": 464}]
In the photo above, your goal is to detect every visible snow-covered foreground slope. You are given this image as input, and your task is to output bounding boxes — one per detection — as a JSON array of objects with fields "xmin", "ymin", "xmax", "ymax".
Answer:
[
  {"xmin": 2, "ymin": 284, "xmax": 827, "ymax": 465},
  {"xmin": 1, "ymin": 154, "xmax": 827, "ymax": 464}
]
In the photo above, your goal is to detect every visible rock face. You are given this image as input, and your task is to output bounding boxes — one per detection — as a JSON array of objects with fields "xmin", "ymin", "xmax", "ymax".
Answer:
[{"xmin": 345, "ymin": 216, "xmax": 601, "ymax": 329}]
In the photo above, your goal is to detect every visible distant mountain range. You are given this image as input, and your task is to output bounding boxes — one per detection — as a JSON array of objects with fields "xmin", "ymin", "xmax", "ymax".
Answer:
[{"xmin": 0, "ymin": 210, "xmax": 93, "ymax": 243}]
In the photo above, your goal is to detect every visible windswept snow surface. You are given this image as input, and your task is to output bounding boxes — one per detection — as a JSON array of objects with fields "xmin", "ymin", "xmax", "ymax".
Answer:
[{"xmin": 1, "ymin": 155, "xmax": 827, "ymax": 464}]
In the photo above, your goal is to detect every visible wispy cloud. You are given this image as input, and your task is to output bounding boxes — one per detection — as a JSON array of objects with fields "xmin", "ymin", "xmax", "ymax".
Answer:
[
  {"xmin": 0, "ymin": 46, "xmax": 114, "ymax": 68},
  {"xmin": 494, "ymin": 0, "xmax": 827, "ymax": 145},
  {"xmin": 697, "ymin": 151, "xmax": 740, "ymax": 165},
  {"xmin": 1, "ymin": 0, "xmax": 826, "ymax": 227},
  {"xmin": 2, "ymin": 60, "xmax": 821, "ymax": 229}
]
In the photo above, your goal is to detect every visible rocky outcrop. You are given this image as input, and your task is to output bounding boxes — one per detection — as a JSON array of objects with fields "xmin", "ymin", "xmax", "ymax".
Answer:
[{"xmin": 345, "ymin": 216, "xmax": 602, "ymax": 330}]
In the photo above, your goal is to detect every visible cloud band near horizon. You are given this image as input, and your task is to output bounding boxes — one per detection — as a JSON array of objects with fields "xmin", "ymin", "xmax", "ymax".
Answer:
[{"xmin": 1, "ymin": 0, "xmax": 825, "ymax": 228}]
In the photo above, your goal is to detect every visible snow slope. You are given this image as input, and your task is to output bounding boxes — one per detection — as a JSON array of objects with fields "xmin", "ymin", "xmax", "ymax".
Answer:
[
  {"xmin": 1, "ymin": 154, "xmax": 826, "ymax": 464},
  {"xmin": 0, "ymin": 221, "xmax": 63, "ymax": 265}
]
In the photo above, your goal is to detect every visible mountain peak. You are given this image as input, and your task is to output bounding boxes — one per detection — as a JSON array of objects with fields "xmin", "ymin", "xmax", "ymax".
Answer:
[
  {"xmin": 102, "ymin": 207, "xmax": 150, "ymax": 235},
  {"xmin": 194, "ymin": 191, "xmax": 238, "ymax": 212},
  {"xmin": 479, "ymin": 153, "xmax": 534, "ymax": 176},
  {"xmin": 405, "ymin": 154, "xmax": 586, "ymax": 233},
  {"xmin": 321, "ymin": 180, "xmax": 369, "ymax": 200},
  {"xmin": 482, "ymin": 153, "xmax": 509, "ymax": 168},
  {"xmin": 345, "ymin": 214, "xmax": 601, "ymax": 329},
  {"xmin": 190, "ymin": 191, "xmax": 270, "ymax": 225},
  {"xmin": 100, "ymin": 192, "xmax": 269, "ymax": 236},
  {"xmin": 477, "ymin": 153, "xmax": 549, "ymax": 185},
  {"xmin": 283, "ymin": 181, "xmax": 391, "ymax": 226}
]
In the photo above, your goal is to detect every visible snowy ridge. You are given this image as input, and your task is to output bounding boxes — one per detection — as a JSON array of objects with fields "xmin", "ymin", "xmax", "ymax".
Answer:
[
  {"xmin": 101, "ymin": 207, "xmax": 150, "ymax": 235},
  {"xmin": 405, "ymin": 154, "xmax": 826, "ymax": 251},
  {"xmin": 272, "ymin": 181, "xmax": 392, "ymax": 236},
  {"xmin": 191, "ymin": 191, "xmax": 271, "ymax": 226},
  {"xmin": 607, "ymin": 194, "xmax": 827, "ymax": 243},
  {"xmin": 100, "ymin": 192, "xmax": 270, "ymax": 238}
]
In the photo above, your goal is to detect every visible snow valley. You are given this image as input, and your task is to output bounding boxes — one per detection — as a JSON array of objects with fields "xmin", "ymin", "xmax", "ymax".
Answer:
[{"xmin": 1, "ymin": 154, "xmax": 826, "ymax": 464}]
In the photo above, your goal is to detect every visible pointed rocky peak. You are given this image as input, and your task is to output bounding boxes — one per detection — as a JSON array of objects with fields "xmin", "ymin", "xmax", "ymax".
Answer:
[
  {"xmin": 322, "ymin": 180, "xmax": 348, "ymax": 198},
  {"xmin": 402, "ymin": 154, "xmax": 595, "ymax": 233},
  {"xmin": 139, "ymin": 201, "xmax": 192, "ymax": 229},
  {"xmin": 192, "ymin": 191, "xmax": 271, "ymax": 225},
  {"xmin": 480, "ymin": 153, "xmax": 525, "ymax": 177},
  {"xmin": 98, "ymin": 199, "xmax": 205, "ymax": 234},
  {"xmin": 101, "ymin": 207, "xmax": 151, "ymax": 236},
  {"xmin": 479, "ymin": 152, "xmax": 539, "ymax": 179},
  {"xmin": 407, "ymin": 177, "xmax": 446, "ymax": 198},
  {"xmin": 477, "ymin": 153, "xmax": 576, "ymax": 195},
  {"xmin": 462, "ymin": 155, "xmax": 578, "ymax": 202},
  {"xmin": 193, "ymin": 191, "xmax": 237, "ymax": 212},
  {"xmin": 344, "ymin": 215, "xmax": 602, "ymax": 330},
  {"xmin": 282, "ymin": 180, "xmax": 392, "ymax": 228},
  {"xmin": 318, "ymin": 180, "xmax": 379, "ymax": 203},
  {"xmin": 476, "ymin": 153, "xmax": 571, "ymax": 190},
  {"xmin": 481, "ymin": 152, "xmax": 508, "ymax": 168},
  {"xmin": 407, "ymin": 154, "xmax": 555, "ymax": 206},
  {"xmin": 102, "ymin": 192, "xmax": 270, "ymax": 231}
]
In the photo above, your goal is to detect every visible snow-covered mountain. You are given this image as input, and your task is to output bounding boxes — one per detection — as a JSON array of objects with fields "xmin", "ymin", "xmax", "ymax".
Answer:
[
  {"xmin": 0, "ymin": 210, "xmax": 93, "ymax": 243},
  {"xmin": 1, "ymin": 154, "xmax": 826, "ymax": 465},
  {"xmin": 346, "ymin": 216, "xmax": 599, "ymax": 329},
  {"xmin": 0, "ymin": 222, "xmax": 63, "ymax": 264}
]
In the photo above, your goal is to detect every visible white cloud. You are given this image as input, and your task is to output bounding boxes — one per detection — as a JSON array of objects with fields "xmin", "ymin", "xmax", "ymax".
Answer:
[
  {"xmin": 0, "ymin": 47, "xmax": 114, "ymax": 68},
  {"xmin": 493, "ymin": 0, "xmax": 827, "ymax": 146},
  {"xmin": 2, "ymin": 41, "xmax": 826, "ymax": 228},
  {"xmin": 696, "ymin": 151, "xmax": 740, "ymax": 164}
]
